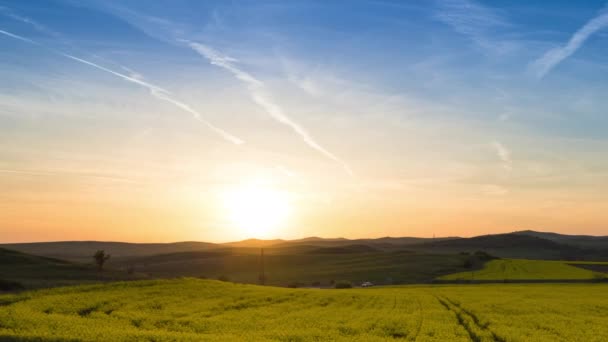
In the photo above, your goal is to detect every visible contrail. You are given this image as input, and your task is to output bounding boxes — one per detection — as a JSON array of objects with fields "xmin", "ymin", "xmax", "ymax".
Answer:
[
  {"xmin": 1, "ymin": 7, "xmax": 145, "ymax": 81},
  {"xmin": 0, "ymin": 29, "xmax": 38, "ymax": 44},
  {"xmin": 492, "ymin": 141, "xmax": 512, "ymax": 171},
  {"xmin": 186, "ymin": 41, "xmax": 354, "ymax": 176},
  {"xmin": 0, "ymin": 29, "xmax": 243, "ymax": 145},
  {"xmin": 530, "ymin": 8, "xmax": 608, "ymax": 78}
]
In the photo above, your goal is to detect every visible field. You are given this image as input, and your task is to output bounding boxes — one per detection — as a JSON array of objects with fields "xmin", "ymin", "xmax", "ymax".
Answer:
[
  {"xmin": 439, "ymin": 259, "xmax": 608, "ymax": 281},
  {"xmin": 0, "ymin": 245, "xmax": 480, "ymax": 290},
  {"xmin": 1, "ymin": 279, "xmax": 608, "ymax": 341},
  {"xmin": 111, "ymin": 250, "xmax": 475, "ymax": 286}
]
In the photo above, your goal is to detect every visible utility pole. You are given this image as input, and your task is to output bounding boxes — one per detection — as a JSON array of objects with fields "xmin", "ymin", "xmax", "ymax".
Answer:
[{"xmin": 259, "ymin": 248, "xmax": 265, "ymax": 285}]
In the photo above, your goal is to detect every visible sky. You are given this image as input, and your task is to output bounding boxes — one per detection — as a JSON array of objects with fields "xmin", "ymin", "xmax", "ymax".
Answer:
[{"xmin": 2, "ymin": 0, "xmax": 608, "ymax": 243}]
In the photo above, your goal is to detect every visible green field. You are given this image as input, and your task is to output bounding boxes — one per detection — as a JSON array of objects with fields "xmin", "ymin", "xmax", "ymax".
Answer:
[
  {"xmin": 112, "ymin": 250, "xmax": 476, "ymax": 286},
  {"xmin": 1, "ymin": 279, "xmax": 608, "ymax": 341},
  {"xmin": 439, "ymin": 259, "xmax": 608, "ymax": 281}
]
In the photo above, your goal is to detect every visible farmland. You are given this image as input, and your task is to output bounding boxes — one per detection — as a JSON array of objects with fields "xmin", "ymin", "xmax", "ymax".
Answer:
[
  {"xmin": 1, "ymin": 279, "xmax": 608, "ymax": 341},
  {"xmin": 439, "ymin": 258, "xmax": 608, "ymax": 281}
]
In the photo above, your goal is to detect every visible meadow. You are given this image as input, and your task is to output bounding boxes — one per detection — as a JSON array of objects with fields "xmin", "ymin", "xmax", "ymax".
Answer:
[
  {"xmin": 439, "ymin": 258, "xmax": 608, "ymax": 281},
  {"xmin": 1, "ymin": 278, "xmax": 608, "ymax": 341}
]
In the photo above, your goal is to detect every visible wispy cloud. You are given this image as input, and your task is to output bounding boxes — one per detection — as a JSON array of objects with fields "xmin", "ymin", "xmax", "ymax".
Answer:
[
  {"xmin": 1, "ymin": 6, "xmax": 146, "ymax": 81},
  {"xmin": 434, "ymin": 0, "xmax": 515, "ymax": 54},
  {"xmin": 1, "ymin": 6, "xmax": 66, "ymax": 42},
  {"xmin": 186, "ymin": 42, "xmax": 354, "ymax": 176},
  {"xmin": 0, "ymin": 168, "xmax": 139, "ymax": 183},
  {"xmin": 0, "ymin": 29, "xmax": 243, "ymax": 145},
  {"xmin": 530, "ymin": 7, "xmax": 608, "ymax": 78},
  {"xmin": 492, "ymin": 141, "xmax": 512, "ymax": 171},
  {"xmin": 481, "ymin": 184, "xmax": 508, "ymax": 196}
]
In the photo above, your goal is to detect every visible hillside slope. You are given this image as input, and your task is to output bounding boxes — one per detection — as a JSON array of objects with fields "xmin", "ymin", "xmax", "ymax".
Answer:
[
  {"xmin": 410, "ymin": 233, "xmax": 607, "ymax": 260},
  {"xmin": 2, "ymin": 241, "xmax": 218, "ymax": 262},
  {"xmin": 515, "ymin": 230, "xmax": 608, "ymax": 249},
  {"xmin": 0, "ymin": 248, "xmax": 144, "ymax": 290},
  {"xmin": 439, "ymin": 259, "xmax": 608, "ymax": 281},
  {"xmin": 112, "ymin": 247, "xmax": 474, "ymax": 286}
]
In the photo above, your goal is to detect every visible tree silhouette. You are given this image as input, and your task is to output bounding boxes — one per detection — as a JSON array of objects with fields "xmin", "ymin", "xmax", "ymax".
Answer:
[{"xmin": 93, "ymin": 250, "xmax": 111, "ymax": 272}]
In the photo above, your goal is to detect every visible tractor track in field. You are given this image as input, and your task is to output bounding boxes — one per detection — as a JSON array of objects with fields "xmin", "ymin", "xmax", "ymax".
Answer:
[
  {"xmin": 435, "ymin": 295, "xmax": 505, "ymax": 342},
  {"xmin": 411, "ymin": 296, "xmax": 424, "ymax": 342}
]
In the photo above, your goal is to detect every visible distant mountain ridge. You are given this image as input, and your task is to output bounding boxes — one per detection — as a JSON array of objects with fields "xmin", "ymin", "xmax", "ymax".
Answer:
[
  {"xmin": 3, "ymin": 230, "xmax": 608, "ymax": 262},
  {"xmin": 514, "ymin": 230, "xmax": 608, "ymax": 249},
  {"xmin": 3, "ymin": 230, "xmax": 608, "ymax": 289}
]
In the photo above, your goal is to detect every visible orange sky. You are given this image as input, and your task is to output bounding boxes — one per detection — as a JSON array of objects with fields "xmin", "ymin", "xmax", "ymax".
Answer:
[{"xmin": 3, "ymin": 1, "xmax": 608, "ymax": 242}]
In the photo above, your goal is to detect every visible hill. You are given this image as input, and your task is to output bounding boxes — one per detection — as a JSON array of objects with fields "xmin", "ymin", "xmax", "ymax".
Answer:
[
  {"xmin": 1, "ymin": 241, "xmax": 219, "ymax": 263},
  {"xmin": 515, "ymin": 230, "xmax": 608, "ymax": 249},
  {"xmin": 5, "ymin": 231, "xmax": 608, "ymax": 288},
  {"xmin": 410, "ymin": 233, "xmax": 604, "ymax": 260},
  {"xmin": 221, "ymin": 238, "xmax": 285, "ymax": 248},
  {"xmin": 0, "ymin": 248, "xmax": 145, "ymax": 290},
  {"xmin": 111, "ymin": 247, "xmax": 474, "ymax": 286},
  {"xmin": 439, "ymin": 258, "xmax": 608, "ymax": 281}
]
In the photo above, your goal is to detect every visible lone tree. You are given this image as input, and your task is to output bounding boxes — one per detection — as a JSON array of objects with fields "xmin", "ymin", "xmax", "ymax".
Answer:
[{"xmin": 93, "ymin": 250, "xmax": 111, "ymax": 272}]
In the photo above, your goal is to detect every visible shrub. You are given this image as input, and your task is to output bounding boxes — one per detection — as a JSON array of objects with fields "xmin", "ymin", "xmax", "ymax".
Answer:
[
  {"xmin": 0, "ymin": 279, "xmax": 24, "ymax": 291},
  {"xmin": 334, "ymin": 281, "xmax": 352, "ymax": 289},
  {"xmin": 126, "ymin": 266, "xmax": 135, "ymax": 275},
  {"xmin": 473, "ymin": 251, "xmax": 498, "ymax": 260}
]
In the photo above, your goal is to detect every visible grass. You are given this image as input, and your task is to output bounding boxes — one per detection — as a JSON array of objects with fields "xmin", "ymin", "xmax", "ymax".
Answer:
[
  {"xmin": 112, "ymin": 250, "xmax": 475, "ymax": 286},
  {"xmin": 439, "ymin": 259, "xmax": 608, "ymax": 281},
  {"xmin": 1, "ymin": 245, "xmax": 481, "ymax": 289},
  {"xmin": 1, "ymin": 279, "xmax": 608, "ymax": 341}
]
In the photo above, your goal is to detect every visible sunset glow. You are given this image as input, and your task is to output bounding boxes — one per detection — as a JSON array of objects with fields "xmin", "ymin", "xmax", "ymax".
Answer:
[
  {"xmin": 2, "ymin": 1, "xmax": 608, "ymax": 243},
  {"xmin": 221, "ymin": 184, "xmax": 292, "ymax": 239}
]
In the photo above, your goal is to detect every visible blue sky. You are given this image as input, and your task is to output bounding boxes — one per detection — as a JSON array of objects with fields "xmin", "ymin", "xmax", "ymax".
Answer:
[{"xmin": 1, "ymin": 0, "xmax": 608, "ymax": 242}]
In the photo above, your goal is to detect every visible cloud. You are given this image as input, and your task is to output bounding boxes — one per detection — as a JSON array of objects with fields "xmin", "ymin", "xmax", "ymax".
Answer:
[
  {"xmin": 530, "ymin": 8, "xmax": 608, "ymax": 78},
  {"xmin": 481, "ymin": 184, "xmax": 508, "ymax": 196},
  {"xmin": 492, "ymin": 141, "xmax": 512, "ymax": 171},
  {"xmin": 0, "ymin": 29, "xmax": 243, "ymax": 145},
  {"xmin": 186, "ymin": 41, "xmax": 354, "ymax": 176},
  {"xmin": 434, "ymin": 0, "xmax": 515, "ymax": 54},
  {"xmin": 1, "ymin": 6, "xmax": 67, "ymax": 42},
  {"xmin": 0, "ymin": 168, "xmax": 138, "ymax": 183},
  {"xmin": 498, "ymin": 112, "xmax": 511, "ymax": 122}
]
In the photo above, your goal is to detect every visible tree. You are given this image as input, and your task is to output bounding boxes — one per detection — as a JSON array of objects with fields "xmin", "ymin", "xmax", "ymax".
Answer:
[
  {"xmin": 93, "ymin": 250, "xmax": 111, "ymax": 271},
  {"xmin": 334, "ymin": 281, "xmax": 352, "ymax": 289}
]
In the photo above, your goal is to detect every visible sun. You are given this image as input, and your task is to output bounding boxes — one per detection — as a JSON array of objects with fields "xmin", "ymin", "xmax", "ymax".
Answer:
[{"xmin": 220, "ymin": 184, "xmax": 291, "ymax": 238}]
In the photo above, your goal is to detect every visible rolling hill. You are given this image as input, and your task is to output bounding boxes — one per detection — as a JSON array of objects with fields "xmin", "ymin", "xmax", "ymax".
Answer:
[
  {"xmin": 515, "ymin": 230, "xmax": 608, "ymax": 249},
  {"xmin": 439, "ymin": 259, "xmax": 608, "ymax": 281},
  {"xmin": 1, "ymin": 241, "xmax": 219, "ymax": 263},
  {"xmin": 110, "ymin": 247, "xmax": 474, "ymax": 286},
  {"xmin": 410, "ymin": 233, "xmax": 608, "ymax": 260},
  {"xmin": 0, "ymin": 248, "xmax": 145, "ymax": 290},
  {"xmin": 4, "ymin": 230, "xmax": 608, "ymax": 289}
]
